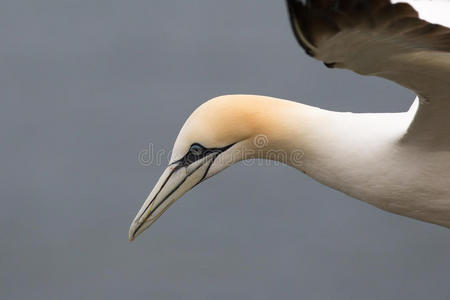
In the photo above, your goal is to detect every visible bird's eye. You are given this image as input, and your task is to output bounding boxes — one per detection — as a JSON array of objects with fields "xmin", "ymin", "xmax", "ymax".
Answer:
[{"xmin": 189, "ymin": 144, "xmax": 204, "ymax": 156}]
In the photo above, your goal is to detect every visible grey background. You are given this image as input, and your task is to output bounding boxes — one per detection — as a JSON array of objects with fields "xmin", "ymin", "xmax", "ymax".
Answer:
[{"xmin": 1, "ymin": 0, "xmax": 449, "ymax": 299}]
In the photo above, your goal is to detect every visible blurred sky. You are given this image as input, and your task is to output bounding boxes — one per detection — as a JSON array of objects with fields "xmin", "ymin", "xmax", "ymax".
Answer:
[{"xmin": 1, "ymin": 0, "xmax": 450, "ymax": 299}]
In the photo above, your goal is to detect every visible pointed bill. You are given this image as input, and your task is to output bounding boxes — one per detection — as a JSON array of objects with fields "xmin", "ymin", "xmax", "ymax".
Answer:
[{"xmin": 128, "ymin": 154, "xmax": 217, "ymax": 241}]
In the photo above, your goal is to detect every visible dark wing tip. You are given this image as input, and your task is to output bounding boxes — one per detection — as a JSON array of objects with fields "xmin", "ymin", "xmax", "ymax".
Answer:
[
  {"xmin": 286, "ymin": 0, "xmax": 316, "ymax": 57},
  {"xmin": 285, "ymin": 0, "xmax": 450, "ymax": 68},
  {"xmin": 285, "ymin": 0, "xmax": 393, "ymax": 58}
]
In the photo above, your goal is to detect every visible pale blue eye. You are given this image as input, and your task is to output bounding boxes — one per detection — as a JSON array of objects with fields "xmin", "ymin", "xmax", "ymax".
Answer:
[{"xmin": 189, "ymin": 144, "xmax": 204, "ymax": 156}]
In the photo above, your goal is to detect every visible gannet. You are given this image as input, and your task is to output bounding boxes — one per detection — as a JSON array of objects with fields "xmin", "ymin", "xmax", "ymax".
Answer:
[{"xmin": 129, "ymin": 0, "xmax": 450, "ymax": 241}]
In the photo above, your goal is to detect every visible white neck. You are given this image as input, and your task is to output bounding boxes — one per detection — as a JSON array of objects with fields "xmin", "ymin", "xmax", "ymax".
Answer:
[
  {"xmin": 266, "ymin": 101, "xmax": 414, "ymax": 204},
  {"xmin": 215, "ymin": 95, "xmax": 450, "ymax": 227}
]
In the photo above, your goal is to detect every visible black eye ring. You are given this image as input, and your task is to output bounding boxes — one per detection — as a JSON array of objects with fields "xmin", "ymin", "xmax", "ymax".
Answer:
[
  {"xmin": 189, "ymin": 144, "xmax": 204, "ymax": 156},
  {"xmin": 176, "ymin": 142, "xmax": 235, "ymax": 167}
]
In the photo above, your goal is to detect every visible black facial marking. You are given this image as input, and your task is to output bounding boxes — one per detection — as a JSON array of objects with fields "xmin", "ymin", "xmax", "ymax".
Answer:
[
  {"xmin": 133, "ymin": 142, "xmax": 236, "ymax": 236},
  {"xmin": 178, "ymin": 143, "xmax": 234, "ymax": 166}
]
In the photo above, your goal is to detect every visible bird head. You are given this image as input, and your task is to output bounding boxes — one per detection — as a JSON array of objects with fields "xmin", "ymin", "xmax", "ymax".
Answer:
[{"xmin": 129, "ymin": 94, "xmax": 304, "ymax": 240}]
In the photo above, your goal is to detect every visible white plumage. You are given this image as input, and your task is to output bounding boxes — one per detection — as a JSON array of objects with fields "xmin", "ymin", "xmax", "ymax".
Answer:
[{"xmin": 129, "ymin": 0, "xmax": 450, "ymax": 240}]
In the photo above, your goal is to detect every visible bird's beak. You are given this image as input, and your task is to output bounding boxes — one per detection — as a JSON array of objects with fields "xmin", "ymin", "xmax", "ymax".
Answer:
[{"xmin": 128, "ymin": 154, "xmax": 217, "ymax": 241}]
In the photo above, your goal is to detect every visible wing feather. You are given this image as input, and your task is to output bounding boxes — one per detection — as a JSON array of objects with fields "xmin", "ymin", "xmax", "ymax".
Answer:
[{"xmin": 286, "ymin": 0, "xmax": 450, "ymax": 149}]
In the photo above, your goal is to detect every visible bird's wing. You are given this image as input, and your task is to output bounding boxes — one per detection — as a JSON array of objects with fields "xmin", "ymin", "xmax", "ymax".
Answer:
[{"xmin": 286, "ymin": 0, "xmax": 450, "ymax": 149}]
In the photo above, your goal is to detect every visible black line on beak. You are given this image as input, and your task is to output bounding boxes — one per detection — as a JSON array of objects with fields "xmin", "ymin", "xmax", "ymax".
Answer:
[
  {"xmin": 132, "ymin": 160, "xmax": 205, "ymax": 238},
  {"xmin": 132, "ymin": 142, "xmax": 235, "ymax": 239},
  {"xmin": 198, "ymin": 154, "xmax": 218, "ymax": 183},
  {"xmin": 134, "ymin": 163, "xmax": 183, "ymax": 223}
]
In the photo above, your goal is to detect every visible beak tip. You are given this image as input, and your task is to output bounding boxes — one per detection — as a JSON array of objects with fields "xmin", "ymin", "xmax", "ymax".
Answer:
[
  {"xmin": 128, "ymin": 231, "xmax": 135, "ymax": 242},
  {"xmin": 128, "ymin": 222, "xmax": 138, "ymax": 242}
]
